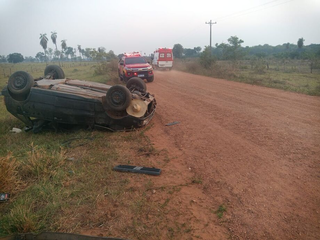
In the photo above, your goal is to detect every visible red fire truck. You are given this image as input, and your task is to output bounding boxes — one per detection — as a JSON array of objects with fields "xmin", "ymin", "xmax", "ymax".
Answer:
[{"xmin": 152, "ymin": 48, "xmax": 173, "ymax": 70}]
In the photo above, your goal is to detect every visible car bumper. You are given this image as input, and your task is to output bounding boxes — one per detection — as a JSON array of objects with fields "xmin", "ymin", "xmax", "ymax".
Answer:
[{"xmin": 125, "ymin": 71, "xmax": 153, "ymax": 79}]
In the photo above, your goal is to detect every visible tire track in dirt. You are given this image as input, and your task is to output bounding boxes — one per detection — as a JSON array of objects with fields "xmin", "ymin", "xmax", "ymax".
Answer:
[{"xmin": 146, "ymin": 70, "xmax": 320, "ymax": 239}]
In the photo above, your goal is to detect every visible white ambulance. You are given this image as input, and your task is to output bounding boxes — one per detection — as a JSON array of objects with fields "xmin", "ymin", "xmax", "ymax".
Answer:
[{"xmin": 152, "ymin": 48, "xmax": 173, "ymax": 70}]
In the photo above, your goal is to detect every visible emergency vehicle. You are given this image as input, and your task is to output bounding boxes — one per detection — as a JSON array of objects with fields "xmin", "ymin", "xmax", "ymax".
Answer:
[
  {"xmin": 152, "ymin": 48, "xmax": 173, "ymax": 70},
  {"xmin": 118, "ymin": 52, "xmax": 154, "ymax": 82}
]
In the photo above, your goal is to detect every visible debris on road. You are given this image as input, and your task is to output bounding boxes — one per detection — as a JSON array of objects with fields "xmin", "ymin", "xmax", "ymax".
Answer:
[
  {"xmin": 0, "ymin": 193, "xmax": 10, "ymax": 202},
  {"xmin": 113, "ymin": 165, "xmax": 161, "ymax": 175},
  {"xmin": 165, "ymin": 121, "xmax": 180, "ymax": 126}
]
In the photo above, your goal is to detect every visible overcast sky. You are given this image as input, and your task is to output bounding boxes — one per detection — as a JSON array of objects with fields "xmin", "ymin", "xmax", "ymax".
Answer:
[{"xmin": 0, "ymin": 0, "xmax": 319, "ymax": 57}]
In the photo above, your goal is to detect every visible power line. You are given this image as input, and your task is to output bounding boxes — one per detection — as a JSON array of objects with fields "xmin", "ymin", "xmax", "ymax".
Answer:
[
  {"xmin": 215, "ymin": 0, "xmax": 280, "ymax": 21},
  {"xmin": 215, "ymin": 0, "xmax": 294, "ymax": 22}
]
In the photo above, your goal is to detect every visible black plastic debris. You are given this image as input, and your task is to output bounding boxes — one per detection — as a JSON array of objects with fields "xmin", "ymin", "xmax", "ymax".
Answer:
[
  {"xmin": 0, "ymin": 193, "xmax": 10, "ymax": 202},
  {"xmin": 165, "ymin": 121, "xmax": 180, "ymax": 126},
  {"xmin": 113, "ymin": 165, "xmax": 161, "ymax": 176}
]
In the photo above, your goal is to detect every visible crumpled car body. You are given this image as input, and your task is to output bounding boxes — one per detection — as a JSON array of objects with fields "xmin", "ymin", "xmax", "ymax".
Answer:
[{"xmin": 1, "ymin": 65, "xmax": 156, "ymax": 132}]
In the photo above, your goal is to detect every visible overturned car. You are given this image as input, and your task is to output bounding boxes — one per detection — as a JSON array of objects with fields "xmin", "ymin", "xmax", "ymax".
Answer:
[{"xmin": 1, "ymin": 65, "xmax": 156, "ymax": 132}]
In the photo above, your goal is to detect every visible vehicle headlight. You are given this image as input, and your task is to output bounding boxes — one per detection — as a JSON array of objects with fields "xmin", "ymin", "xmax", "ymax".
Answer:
[{"xmin": 125, "ymin": 67, "xmax": 133, "ymax": 71}]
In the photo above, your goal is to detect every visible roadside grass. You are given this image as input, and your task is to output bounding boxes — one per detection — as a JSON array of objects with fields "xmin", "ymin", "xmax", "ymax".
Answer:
[
  {"xmin": 0, "ymin": 61, "xmax": 120, "ymax": 89},
  {"xmin": 173, "ymin": 58, "xmax": 320, "ymax": 96},
  {"xmin": 0, "ymin": 62, "xmax": 195, "ymax": 240},
  {"xmin": 0, "ymin": 118, "xmax": 179, "ymax": 238}
]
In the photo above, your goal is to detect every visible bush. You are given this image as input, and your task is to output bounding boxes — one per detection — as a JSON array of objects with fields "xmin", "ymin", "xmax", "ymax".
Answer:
[
  {"xmin": 186, "ymin": 61, "xmax": 201, "ymax": 74},
  {"xmin": 94, "ymin": 59, "xmax": 119, "ymax": 76},
  {"xmin": 199, "ymin": 47, "xmax": 215, "ymax": 69},
  {"xmin": 94, "ymin": 61, "xmax": 109, "ymax": 75},
  {"xmin": 252, "ymin": 59, "xmax": 266, "ymax": 74}
]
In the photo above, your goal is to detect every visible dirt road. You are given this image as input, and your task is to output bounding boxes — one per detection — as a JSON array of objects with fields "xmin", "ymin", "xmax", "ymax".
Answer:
[{"xmin": 146, "ymin": 70, "xmax": 320, "ymax": 239}]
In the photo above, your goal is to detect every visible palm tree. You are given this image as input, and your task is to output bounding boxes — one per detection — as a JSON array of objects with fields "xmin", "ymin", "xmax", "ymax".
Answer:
[
  {"xmin": 51, "ymin": 32, "xmax": 58, "ymax": 50},
  {"xmin": 50, "ymin": 31, "xmax": 61, "ymax": 65},
  {"xmin": 61, "ymin": 40, "xmax": 67, "ymax": 60},
  {"xmin": 61, "ymin": 40, "xmax": 67, "ymax": 50},
  {"xmin": 40, "ymin": 33, "xmax": 48, "ymax": 65}
]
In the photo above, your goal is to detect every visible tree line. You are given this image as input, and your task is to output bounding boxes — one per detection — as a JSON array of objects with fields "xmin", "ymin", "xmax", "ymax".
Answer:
[
  {"xmin": 0, "ymin": 32, "xmax": 117, "ymax": 64},
  {"xmin": 1, "ymin": 35, "xmax": 319, "ymax": 65},
  {"xmin": 173, "ymin": 37, "xmax": 320, "ymax": 61},
  {"xmin": 171, "ymin": 37, "xmax": 320, "ymax": 72}
]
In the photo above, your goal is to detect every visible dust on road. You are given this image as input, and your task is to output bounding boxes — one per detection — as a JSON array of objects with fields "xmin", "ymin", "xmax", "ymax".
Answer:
[{"xmin": 146, "ymin": 70, "xmax": 320, "ymax": 239}]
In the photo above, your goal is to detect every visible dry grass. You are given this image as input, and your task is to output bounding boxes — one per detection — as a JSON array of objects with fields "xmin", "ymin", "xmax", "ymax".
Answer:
[
  {"xmin": 0, "ymin": 154, "xmax": 22, "ymax": 193},
  {"xmin": 173, "ymin": 58, "xmax": 320, "ymax": 96}
]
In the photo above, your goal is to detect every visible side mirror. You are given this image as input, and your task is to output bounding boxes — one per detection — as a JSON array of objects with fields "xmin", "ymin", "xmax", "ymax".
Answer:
[{"xmin": 120, "ymin": 62, "xmax": 124, "ymax": 66}]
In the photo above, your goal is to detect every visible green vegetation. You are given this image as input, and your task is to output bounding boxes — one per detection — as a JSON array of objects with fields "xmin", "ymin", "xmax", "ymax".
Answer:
[
  {"xmin": 172, "ymin": 43, "xmax": 184, "ymax": 58},
  {"xmin": 171, "ymin": 36, "xmax": 320, "ymax": 95},
  {"xmin": 0, "ymin": 31, "xmax": 118, "ymax": 63},
  {"xmin": 173, "ymin": 58, "xmax": 320, "ymax": 96},
  {"xmin": 173, "ymin": 37, "xmax": 320, "ymax": 61},
  {"xmin": 6, "ymin": 53, "xmax": 24, "ymax": 64},
  {"xmin": 39, "ymin": 34, "xmax": 49, "ymax": 63},
  {"xmin": 215, "ymin": 36, "xmax": 245, "ymax": 62}
]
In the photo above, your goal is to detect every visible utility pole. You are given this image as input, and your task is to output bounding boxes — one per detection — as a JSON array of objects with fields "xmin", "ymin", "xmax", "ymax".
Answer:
[{"xmin": 205, "ymin": 20, "xmax": 217, "ymax": 54}]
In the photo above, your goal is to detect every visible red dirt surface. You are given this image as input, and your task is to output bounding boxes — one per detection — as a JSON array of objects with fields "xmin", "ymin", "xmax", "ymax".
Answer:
[{"xmin": 145, "ymin": 70, "xmax": 320, "ymax": 239}]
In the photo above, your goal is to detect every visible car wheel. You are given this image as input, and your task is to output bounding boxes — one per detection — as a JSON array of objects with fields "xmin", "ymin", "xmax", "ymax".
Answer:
[
  {"xmin": 44, "ymin": 65, "xmax": 65, "ymax": 79},
  {"xmin": 147, "ymin": 76, "xmax": 154, "ymax": 82},
  {"xmin": 126, "ymin": 77, "xmax": 147, "ymax": 93},
  {"xmin": 106, "ymin": 85, "xmax": 131, "ymax": 111},
  {"xmin": 8, "ymin": 71, "xmax": 34, "ymax": 100}
]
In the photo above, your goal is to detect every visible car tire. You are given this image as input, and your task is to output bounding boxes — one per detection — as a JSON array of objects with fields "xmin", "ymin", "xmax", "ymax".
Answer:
[
  {"xmin": 147, "ymin": 76, "xmax": 154, "ymax": 82},
  {"xmin": 106, "ymin": 85, "xmax": 131, "ymax": 111},
  {"xmin": 126, "ymin": 77, "xmax": 147, "ymax": 93},
  {"xmin": 44, "ymin": 65, "xmax": 65, "ymax": 79},
  {"xmin": 8, "ymin": 71, "xmax": 34, "ymax": 100}
]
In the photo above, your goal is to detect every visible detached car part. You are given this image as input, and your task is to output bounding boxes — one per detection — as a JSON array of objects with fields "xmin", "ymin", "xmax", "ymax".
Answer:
[
  {"xmin": 1, "ymin": 65, "xmax": 156, "ymax": 133},
  {"xmin": 113, "ymin": 165, "xmax": 161, "ymax": 175}
]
